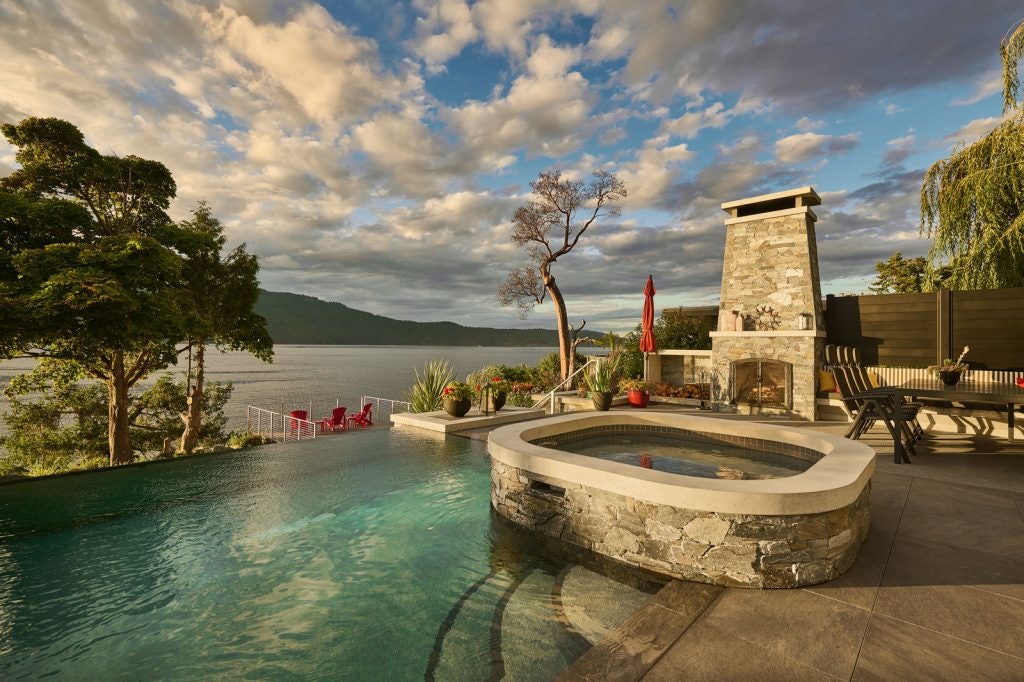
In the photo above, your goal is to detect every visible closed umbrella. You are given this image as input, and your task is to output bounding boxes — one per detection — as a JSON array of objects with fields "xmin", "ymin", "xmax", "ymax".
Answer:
[{"xmin": 640, "ymin": 276, "xmax": 657, "ymax": 375}]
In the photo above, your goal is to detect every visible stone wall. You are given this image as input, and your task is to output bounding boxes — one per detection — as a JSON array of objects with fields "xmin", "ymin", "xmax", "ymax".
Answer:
[
  {"xmin": 712, "ymin": 333, "xmax": 821, "ymax": 419},
  {"xmin": 717, "ymin": 210, "xmax": 823, "ymax": 329},
  {"xmin": 491, "ymin": 461, "xmax": 871, "ymax": 589}
]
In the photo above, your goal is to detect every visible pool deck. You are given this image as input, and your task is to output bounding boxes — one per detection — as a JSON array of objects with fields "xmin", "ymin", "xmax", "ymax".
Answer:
[{"xmin": 456, "ymin": 408, "xmax": 1024, "ymax": 679}]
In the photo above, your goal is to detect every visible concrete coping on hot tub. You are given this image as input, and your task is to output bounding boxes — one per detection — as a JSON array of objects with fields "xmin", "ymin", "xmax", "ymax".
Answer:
[{"xmin": 487, "ymin": 411, "xmax": 875, "ymax": 516}]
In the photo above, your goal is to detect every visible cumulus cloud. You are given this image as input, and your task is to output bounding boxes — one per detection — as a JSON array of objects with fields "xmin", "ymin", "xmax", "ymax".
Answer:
[
  {"xmin": 444, "ymin": 35, "xmax": 594, "ymax": 164},
  {"xmin": 945, "ymin": 115, "xmax": 1006, "ymax": 144},
  {"xmin": 2, "ymin": 0, "xmax": 1017, "ymax": 329},
  {"xmin": 410, "ymin": 0, "xmax": 478, "ymax": 70},
  {"xmin": 774, "ymin": 132, "xmax": 860, "ymax": 164},
  {"xmin": 952, "ymin": 69, "xmax": 1004, "ymax": 106},
  {"xmin": 591, "ymin": 0, "xmax": 1022, "ymax": 112},
  {"xmin": 882, "ymin": 132, "xmax": 917, "ymax": 168}
]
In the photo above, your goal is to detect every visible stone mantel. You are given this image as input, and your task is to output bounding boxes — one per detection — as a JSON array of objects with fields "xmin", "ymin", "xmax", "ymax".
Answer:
[{"xmin": 710, "ymin": 330, "xmax": 826, "ymax": 339}]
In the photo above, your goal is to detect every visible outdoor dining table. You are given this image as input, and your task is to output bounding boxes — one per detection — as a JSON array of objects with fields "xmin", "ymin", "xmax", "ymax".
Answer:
[{"xmin": 889, "ymin": 378, "xmax": 1024, "ymax": 464}]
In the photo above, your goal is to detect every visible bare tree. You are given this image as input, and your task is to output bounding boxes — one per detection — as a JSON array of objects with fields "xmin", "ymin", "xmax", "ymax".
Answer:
[{"xmin": 498, "ymin": 170, "xmax": 626, "ymax": 381}]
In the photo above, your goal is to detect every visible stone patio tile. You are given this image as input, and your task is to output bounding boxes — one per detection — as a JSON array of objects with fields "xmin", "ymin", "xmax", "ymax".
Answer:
[
  {"xmin": 643, "ymin": 619, "xmax": 836, "ymax": 682},
  {"xmin": 558, "ymin": 603, "xmax": 694, "ymax": 682},
  {"xmin": 874, "ymin": 544, "xmax": 1024, "ymax": 657},
  {"xmin": 884, "ymin": 534, "xmax": 1024, "ymax": 601},
  {"xmin": 647, "ymin": 580, "xmax": 723, "ymax": 616},
  {"xmin": 866, "ymin": 472, "xmax": 912, "ymax": 511},
  {"xmin": 852, "ymin": 614, "xmax": 1024, "ymax": 681},
  {"xmin": 902, "ymin": 476, "xmax": 1023, "ymax": 520},
  {"xmin": 697, "ymin": 588, "xmax": 871, "ymax": 679},
  {"xmin": 893, "ymin": 504, "xmax": 1024, "ymax": 562}
]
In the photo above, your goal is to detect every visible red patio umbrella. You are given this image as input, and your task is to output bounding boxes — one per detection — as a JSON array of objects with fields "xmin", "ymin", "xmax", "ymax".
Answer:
[{"xmin": 640, "ymin": 275, "xmax": 657, "ymax": 356}]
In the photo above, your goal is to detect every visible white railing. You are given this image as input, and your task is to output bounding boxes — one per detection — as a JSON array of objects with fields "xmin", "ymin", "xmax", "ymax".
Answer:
[
  {"xmin": 533, "ymin": 358, "xmax": 599, "ymax": 414},
  {"xmin": 864, "ymin": 366, "xmax": 1024, "ymax": 387},
  {"xmin": 359, "ymin": 396, "xmax": 411, "ymax": 422},
  {"xmin": 246, "ymin": 405, "xmax": 317, "ymax": 442}
]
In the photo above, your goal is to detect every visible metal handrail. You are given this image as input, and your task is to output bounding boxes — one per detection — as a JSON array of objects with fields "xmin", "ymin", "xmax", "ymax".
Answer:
[
  {"xmin": 533, "ymin": 358, "xmax": 599, "ymax": 414},
  {"xmin": 360, "ymin": 396, "xmax": 411, "ymax": 421},
  {"xmin": 246, "ymin": 405, "xmax": 317, "ymax": 442}
]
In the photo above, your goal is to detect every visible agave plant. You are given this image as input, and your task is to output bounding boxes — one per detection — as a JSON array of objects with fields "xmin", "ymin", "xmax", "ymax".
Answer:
[
  {"xmin": 584, "ymin": 356, "xmax": 618, "ymax": 393},
  {"xmin": 407, "ymin": 360, "xmax": 455, "ymax": 413}
]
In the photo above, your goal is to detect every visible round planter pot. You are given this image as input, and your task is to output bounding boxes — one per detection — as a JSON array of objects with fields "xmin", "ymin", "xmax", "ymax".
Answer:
[
  {"xmin": 443, "ymin": 397, "xmax": 472, "ymax": 418},
  {"xmin": 592, "ymin": 391, "xmax": 613, "ymax": 411},
  {"xmin": 627, "ymin": 390, "xmax": 650, "ymax": 408},
  {"xmin": 938, "ymin": 370, "xmax": 962, "ymax": 387}
]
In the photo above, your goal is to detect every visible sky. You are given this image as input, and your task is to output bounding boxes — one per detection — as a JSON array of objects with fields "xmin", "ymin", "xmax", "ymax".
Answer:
[{"xmin": 0, "ymin": 1, "xmax": 1021, "ymax": 334}]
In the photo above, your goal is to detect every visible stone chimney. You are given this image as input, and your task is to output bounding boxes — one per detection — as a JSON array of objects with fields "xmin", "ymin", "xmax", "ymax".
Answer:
[{"xmin": 710, "ymin": 187, "xmax": 824, "ymax": 420}]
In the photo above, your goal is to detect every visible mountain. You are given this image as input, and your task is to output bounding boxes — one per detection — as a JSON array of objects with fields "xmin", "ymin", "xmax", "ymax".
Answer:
[{"xmin": 254, "ymin": 290, "xmax": 602, "ymax": 346}]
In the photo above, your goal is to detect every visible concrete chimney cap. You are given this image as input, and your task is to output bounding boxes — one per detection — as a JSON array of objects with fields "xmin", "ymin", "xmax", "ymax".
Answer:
[{"xmin": 720, "ymin": 186, "xmax": 821, "ymax": 214}]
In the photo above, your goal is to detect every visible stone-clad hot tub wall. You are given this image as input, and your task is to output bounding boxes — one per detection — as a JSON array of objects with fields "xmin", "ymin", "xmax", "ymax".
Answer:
[{"xmin": 488, "ymin": 412, "xmax": 875, "ymax": 589}]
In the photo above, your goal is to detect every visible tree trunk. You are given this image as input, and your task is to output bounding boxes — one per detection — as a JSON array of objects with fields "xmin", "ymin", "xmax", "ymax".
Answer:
[
  {"xmin": 107, "ymin": 350, "xmax": 132, "ymax": 466},
  {"xmin": 545, "ymin": 276, "xmax": 572, "ymax": 381},
  {"xmin": 179, "ymin": 342, "xmax": 205, "ymax": 454}
]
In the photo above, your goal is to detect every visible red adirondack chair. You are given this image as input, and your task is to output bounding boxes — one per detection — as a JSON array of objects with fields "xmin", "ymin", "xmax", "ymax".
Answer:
[
  {"xmin": 349, "ymin": 403, "xmax": 373, "ymax": 428},
  {"xmin": 320, "ymin": 406, "xmax": 347, "ymax": 432}
]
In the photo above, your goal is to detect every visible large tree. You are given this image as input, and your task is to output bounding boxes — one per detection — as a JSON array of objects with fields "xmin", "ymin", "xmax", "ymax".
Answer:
[
  {"xmin": 498, "ymin": 170, "xmax": 626, "ymax": 381},
  {"xmin": 1, "ymin": 118, "xmax": 223, "ymax": 465},
  {"xmin": 921, "ymin": 19, "xmax": 1024, "ymax": 289},
  {"xmin": 173, "ymin": 202, "xmax": 272, "ymax": 454}
]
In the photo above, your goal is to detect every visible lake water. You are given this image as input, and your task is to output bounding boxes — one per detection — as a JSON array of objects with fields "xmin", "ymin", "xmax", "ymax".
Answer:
[{"xmin": 0, "ymin": 346, "xmax": 561, "ymax": 434}]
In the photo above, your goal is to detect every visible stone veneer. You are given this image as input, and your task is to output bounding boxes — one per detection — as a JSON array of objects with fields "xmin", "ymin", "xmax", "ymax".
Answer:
[
  {"xmin": 492, "ymin": 463, "xmax": 869, "ymax": 589},
  {"xmin": 488, "ymin": 413, "xmax": 876, "ymax": 589},
  {"xmin": 711, "ymin": 187, "xmax": 825, "ymax": 420}
]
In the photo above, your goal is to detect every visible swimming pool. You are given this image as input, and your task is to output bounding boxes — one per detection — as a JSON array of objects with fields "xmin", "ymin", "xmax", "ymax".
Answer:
[{"xmin": 0, "ymin": 430, "xmax": 660, "ymax": 679}]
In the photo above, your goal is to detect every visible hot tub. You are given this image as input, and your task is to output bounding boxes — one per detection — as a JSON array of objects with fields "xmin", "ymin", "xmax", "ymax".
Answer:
[{"xmin": 488, "ymin": 412, "xmax": 876, "ymax": 588}]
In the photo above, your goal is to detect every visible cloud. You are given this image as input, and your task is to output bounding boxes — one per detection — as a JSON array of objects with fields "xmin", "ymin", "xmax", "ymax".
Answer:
[
  {"xmin": 944, "ymin": 115, "xmax": 1006, "ymax": 145},
  {"xmin": 774, "ymin": 132, "xmax": 860, "ymax": 163},
  {"xmin": 592, "ymin": 0, "xmax": 1023, "ymax": 112},
  {"xmin": 952, "ymin": 69, "xmax": 1004, "ymax": 106},
  {"xmin": 444, "ymin": 35, "xmax": 594, "ymax": 163},
  {"xmin": 410, "ymin": 0, "xmax": 479, "ymax": 70},
  {"xmin": 882, "ymin": 132, "xmax": 916, "ymax": 168},
  {"xmin": 794, "ymin": 117, "xmax": 824, "ymax": 132}
]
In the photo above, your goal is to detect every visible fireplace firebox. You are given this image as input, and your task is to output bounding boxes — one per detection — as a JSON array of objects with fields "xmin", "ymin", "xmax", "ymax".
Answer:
[{"xmin": 731, "ymin": 359, "xmax": 792, "ymax": 410}]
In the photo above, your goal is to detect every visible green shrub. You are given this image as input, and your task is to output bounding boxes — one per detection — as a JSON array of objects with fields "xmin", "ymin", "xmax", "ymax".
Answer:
[
  {"xmin": 506, "ymin": 392, "xmax": 535, "ymax": 407},
  {"xmin": 227, "ymin": 432, "xmax": 274, "ymax": 449}
]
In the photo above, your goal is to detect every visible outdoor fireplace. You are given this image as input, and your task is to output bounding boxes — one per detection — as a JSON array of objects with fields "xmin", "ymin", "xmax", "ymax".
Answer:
[
  {"xmin": 709, "ymin": 187, "xmax": 825, "ymax": 420},
  {"xmin": 731, "ymin": 359, "xmax": 792, "ymax": 410}
]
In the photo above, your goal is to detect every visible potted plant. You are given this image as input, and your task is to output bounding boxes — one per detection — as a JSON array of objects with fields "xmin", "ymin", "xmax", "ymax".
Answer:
[
  {"xmin": 585, "ymin": 357, "xmax": 618, "ymax": 411},
  {"xmin": 620, "ymin": 378, "xmax": 652, "ymax": 408},
  {"xmin": 441, "ymin": 381, "xmax": 475, "ymax": 417},
  {"xmin": 927, "ymin": 346, "xmax": 970, "ymax": 386}
]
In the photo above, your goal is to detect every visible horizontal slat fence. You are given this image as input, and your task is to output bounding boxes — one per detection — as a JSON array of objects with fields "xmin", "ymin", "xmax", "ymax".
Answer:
[{"xmin": 826, "ymin": 288, "xmax": 1024, "ymax": 371}]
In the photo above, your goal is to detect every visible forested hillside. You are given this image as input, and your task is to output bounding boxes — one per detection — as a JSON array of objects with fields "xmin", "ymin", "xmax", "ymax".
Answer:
[{"xmin": 256, "ymin": 291, "xmax": 601, "ymax": 346}]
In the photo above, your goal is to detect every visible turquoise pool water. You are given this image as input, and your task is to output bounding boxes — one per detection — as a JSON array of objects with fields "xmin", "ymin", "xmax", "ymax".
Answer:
[{"xmin": 0, "ymin": 430, "xmax": 659, "ymax": 680}]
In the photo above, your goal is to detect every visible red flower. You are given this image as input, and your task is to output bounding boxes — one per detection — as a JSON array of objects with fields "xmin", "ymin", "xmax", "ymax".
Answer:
[
  {"xmin": 475, "ymin": 384, "xmax": 481, "ymax": 391},
  {"xmin": 492, "ymin": 376, "xmax": 501, "ymax": 382}
]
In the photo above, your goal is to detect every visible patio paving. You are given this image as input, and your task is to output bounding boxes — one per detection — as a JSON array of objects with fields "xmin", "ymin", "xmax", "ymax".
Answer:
[{"xmin": 558, "ymin": 423, "xmax": 1024, "ymax": 681}]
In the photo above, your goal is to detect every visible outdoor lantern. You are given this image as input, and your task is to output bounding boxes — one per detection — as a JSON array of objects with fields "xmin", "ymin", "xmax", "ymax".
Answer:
[{"xmin": 798, "ymin": 313, "xmax": 813, "ymax": 330}]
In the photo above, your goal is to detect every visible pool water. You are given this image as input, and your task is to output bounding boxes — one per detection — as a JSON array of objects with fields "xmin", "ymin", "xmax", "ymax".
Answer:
[
  {"xmin": 0, "ymin": 430, "xmax": 661, "ymax": 680},
  {"xmin": 560, "ymin": 433, "xmax": 813, "ymax": 479}
]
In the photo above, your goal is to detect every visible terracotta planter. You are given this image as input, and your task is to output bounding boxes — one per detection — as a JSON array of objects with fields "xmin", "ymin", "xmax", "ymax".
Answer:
[
  {"xmin": 592, "ymin": 391, "xmax": 613, "ymax": 411},
  {"xmin": 627, "ymin": 390, "xmax": 650, "ymax": 408},
  {"xmin": 938, "ymin": 370, "xmax": 962, "ymax": 387},
  {"xmin": 443, "ymin": 397, "xmax": 472, "ymax": 418}
]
